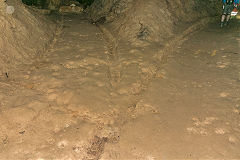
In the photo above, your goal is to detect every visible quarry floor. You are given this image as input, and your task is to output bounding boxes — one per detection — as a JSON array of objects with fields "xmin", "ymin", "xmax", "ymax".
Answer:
[{"xmin": 0, "ymin": 14, "xmax": 240, "ymax": 159}]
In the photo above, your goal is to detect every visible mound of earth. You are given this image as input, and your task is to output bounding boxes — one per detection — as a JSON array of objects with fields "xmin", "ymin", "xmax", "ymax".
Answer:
[
  {"xmin": 0, "ymin": 0, "xmax": 56, "ymax": 75},
  {"xmin": 88, "ymin": 0, "xmax": 221, "ymax": 44}
]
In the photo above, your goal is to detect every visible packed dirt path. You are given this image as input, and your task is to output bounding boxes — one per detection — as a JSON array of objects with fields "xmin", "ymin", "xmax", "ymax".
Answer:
[
  {"xmin": 102, "ymin": 22, "xmax": 240, "ymax": 159},
  {"xmin": 0, "ymin": 14, "xmax": 239, "ymax": 159}
]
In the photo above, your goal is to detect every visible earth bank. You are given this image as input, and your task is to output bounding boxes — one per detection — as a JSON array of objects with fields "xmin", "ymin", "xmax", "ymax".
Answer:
[
  {"xmin": 0, "ymin": 0, "xmax": 221, "ymax": 75},
  {"xmin": 0, "ymin": 0, "xmax": 56, "ymax": 75}
]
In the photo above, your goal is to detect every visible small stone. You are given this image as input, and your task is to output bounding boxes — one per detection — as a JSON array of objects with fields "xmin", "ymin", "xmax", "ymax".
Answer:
[
  {"xmin": 48, "ymin": 93, "xmax": 58, "ymax": 100},
  {"xmin": 233, "ymin": 109, "xmax": 240, "ymax": 114},
  {"xmin": 57, "ymin": 140, "xmax": 68, "ymax": 149},
  {"xmin": 229, "ymin": 136, "xmax": 237, "ymax": 143},
  {"xmin": 23, "ymin": 75, "xmax": 30, "ymax": 79},
  {"xmin": 25, "ymin": 83, "xmax": 34, "ymax": 89},
  {"xmin": 220, "ymin": 92, "xmax": 229, "ymax": 98},
  {"xmin": 215, "ymin": 128, "xmax": 226, "ymax": 135},
  {"xmin": 6, "ymin": 6, "xmax": 15, "ymax": 14}
]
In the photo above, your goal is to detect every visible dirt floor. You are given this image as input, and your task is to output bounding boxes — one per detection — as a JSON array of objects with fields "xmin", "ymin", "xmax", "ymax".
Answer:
[{"xmin": 0, "ymin": 13, "xmax": 240, "ymax": 159}]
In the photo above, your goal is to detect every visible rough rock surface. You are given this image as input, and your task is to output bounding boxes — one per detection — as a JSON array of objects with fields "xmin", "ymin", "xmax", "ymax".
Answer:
[{"xmin": 0, "ymin": 0, "xmax": 55, "ymax": 75}]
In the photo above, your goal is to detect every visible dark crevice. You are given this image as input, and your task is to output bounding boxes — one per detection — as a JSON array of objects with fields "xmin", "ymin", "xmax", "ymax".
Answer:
[{"xmin": 22, "ymin": 0, "xmax": 95, "ymax": 9}]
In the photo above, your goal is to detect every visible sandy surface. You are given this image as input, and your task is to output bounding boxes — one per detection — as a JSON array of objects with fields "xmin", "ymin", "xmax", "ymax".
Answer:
[
  {"xmin": 102, "ymin": 23, "xmax": 240, "ymax": 159},
  {"xmin": 0, "ymin": 0, "xmax": 56, "ymax": 74},
  {"xmin": 0, "ymin": 14, "xmax": 240, "ymax": 159},
  {"xmin": 88, "ymin": 0, "xmax": 221, "ymax": 45}
]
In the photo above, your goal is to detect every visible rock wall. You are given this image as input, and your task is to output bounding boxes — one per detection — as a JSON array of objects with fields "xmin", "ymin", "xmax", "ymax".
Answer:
[
  {"xmin": 88, "ymin": 0, "xmax": 222, "ymax": 44},
  {"xmin": 0, "ymin": 0, "xmax": 56, "ymax": 75}
]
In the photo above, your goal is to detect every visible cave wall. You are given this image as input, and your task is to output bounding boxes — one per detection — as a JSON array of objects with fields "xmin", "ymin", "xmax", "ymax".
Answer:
[
  {"xmin": 88, "ymin": 0, "xmax": 222, "ymax": 44},
  {"xmin": 0, "ymin": 0, "xmax": 56, "ymax": 75}
]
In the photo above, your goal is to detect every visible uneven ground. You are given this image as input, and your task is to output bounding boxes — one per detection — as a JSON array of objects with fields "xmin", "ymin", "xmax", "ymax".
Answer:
[
  {"xmin": 88, "ymin": 0, "xmax": 221, "ymax": 45},
  {"xmin": 0, "ymin": 14, "xmax": 240, "ymax": 159},
  {"xmin": 0, "ymin": 0, "xmax": 56, "ymax": 74}
]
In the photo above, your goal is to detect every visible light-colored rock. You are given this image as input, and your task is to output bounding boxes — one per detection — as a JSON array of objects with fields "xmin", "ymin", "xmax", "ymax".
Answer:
[{"xmin": 59, "ymin": 5, "xmax": 83, "ymax": 14}]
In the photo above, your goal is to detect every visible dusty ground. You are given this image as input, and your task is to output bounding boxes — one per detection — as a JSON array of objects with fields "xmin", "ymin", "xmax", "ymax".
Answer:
[
  {"xmin": 88, "ymin": 0, "xmax": 221, "ymax": 45},
  {"xmin": 0, "ymin": 0, "xmax": 56, "ymax": 74},
  {"xmin": 0, "ymin": 14, "xmax": 240, "ymax": 160}
]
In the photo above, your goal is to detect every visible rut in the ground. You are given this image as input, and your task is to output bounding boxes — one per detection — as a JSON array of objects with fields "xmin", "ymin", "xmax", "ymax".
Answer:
[{"xmin": 0, "ymin": 13, "xmax": 222, "ymax": 159}]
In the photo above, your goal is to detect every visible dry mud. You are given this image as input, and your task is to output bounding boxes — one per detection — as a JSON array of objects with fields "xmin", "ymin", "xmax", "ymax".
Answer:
[
  {"xmin": 0, "ymin": 13, "xmax": 239, "ymax": 159},
  {"xmin": 0, "ymin": 0, "xmax": 239, "ymax": 159}
]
